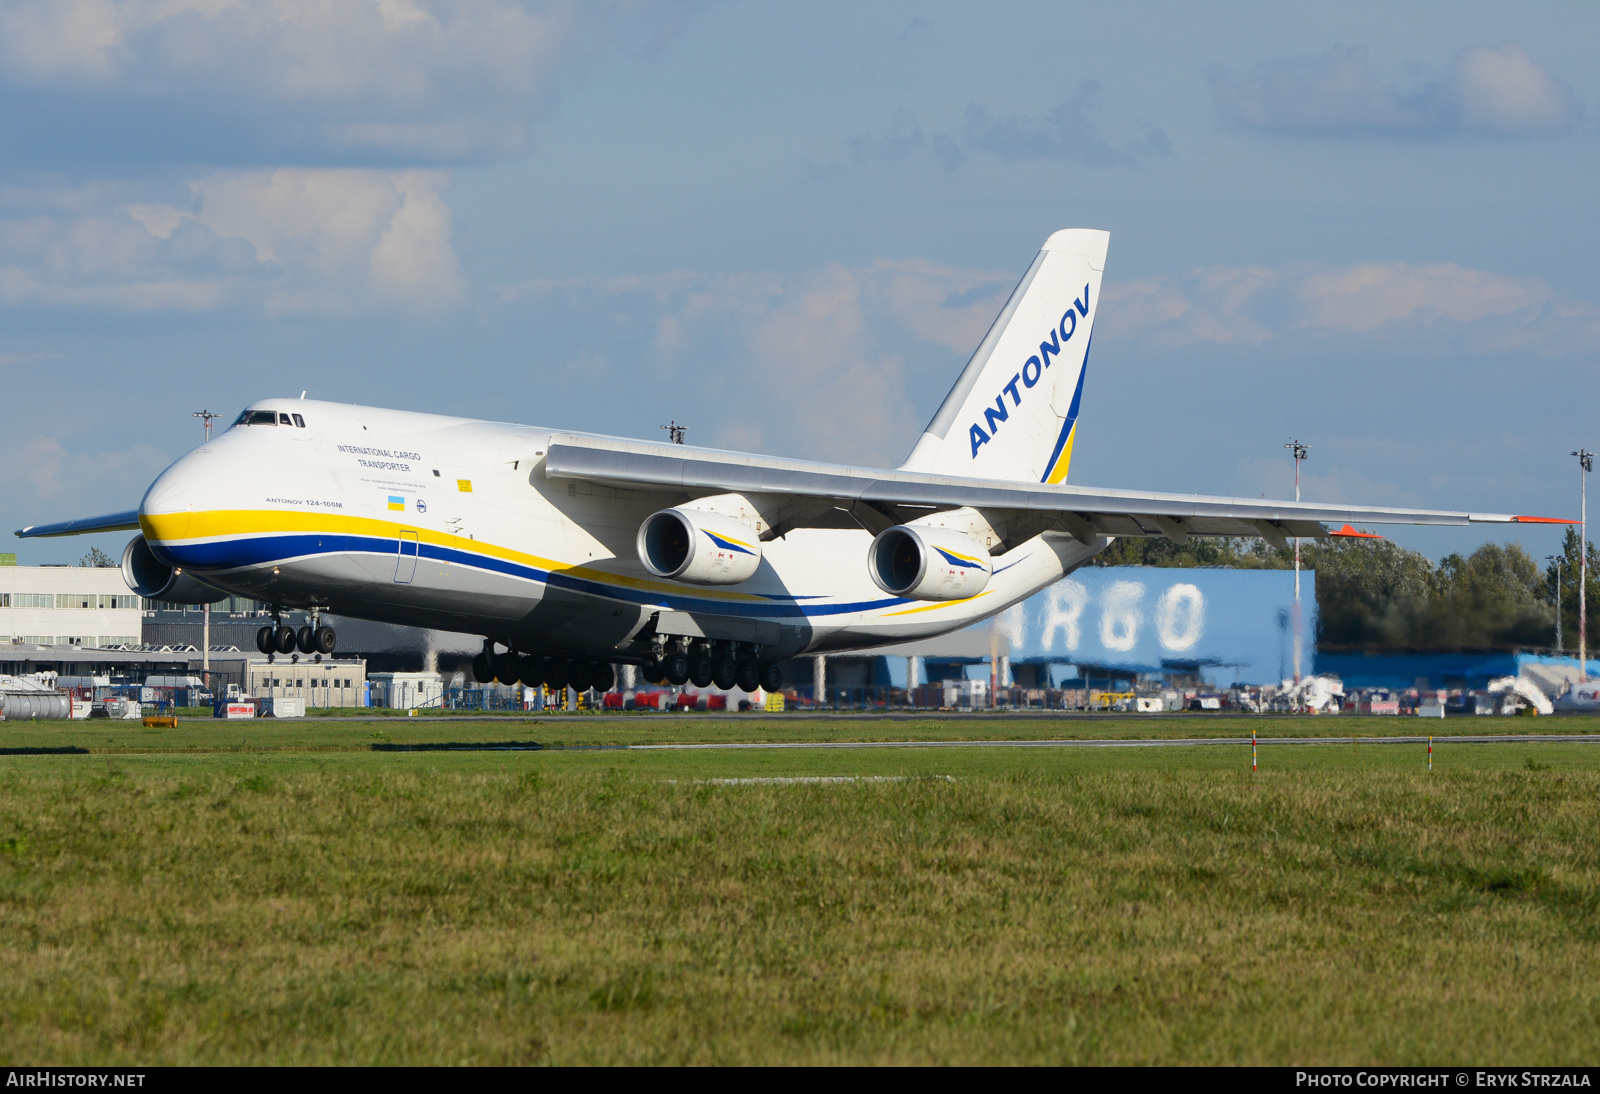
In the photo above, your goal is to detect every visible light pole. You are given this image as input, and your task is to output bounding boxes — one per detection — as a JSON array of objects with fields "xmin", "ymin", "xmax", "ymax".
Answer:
[
  {"xmin": 192, "ymin": 409, "xmax": 220, "ymax": 441},
  {"xmin": 1575, "ymin": 450, "xmax": 1594, "ymax": 680},
  {"xmin": 1285, "ymin": 439, "xmax": 1310, "ymax": 684},
  {"xmin": 1548, "ymin": 554, "xmax": 1564, "ymax": 652}
]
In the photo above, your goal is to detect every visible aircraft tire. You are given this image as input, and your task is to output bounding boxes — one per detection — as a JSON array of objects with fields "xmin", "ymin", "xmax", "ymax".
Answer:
[
  {"xmin": 542, "ymin": 659, "xmax": 568, "ymax": 691},
  {"xmin": 640, "ymin": 658, "xmax": 666, "ymax": 685},
  {"xmin": 494, "ymin": 651, "xmax": 520, "ymax": 685},
  {"xmin": 518, "ymin": 655, "xmax": 545, "ymax": 689},
  {"xmin": 712, "ymin": 656, "xmax": 737, "ymax": 691},
  {"xmin": 471, "ymin": 652, "xmax": 492, "ymax": 683},
  {"xmin": 256, "ymin": 626, "xmax": 275, "ymax": 655},
  {"xmin": 314, "ymin": 626, "xmax": 337, "ymax": 654},
  {"xmin": 274, "ymin": 626, "xmax": 297, "ymax": 655},
  {"xmin": 567, "ymin": 660, "xmax": 592, "ymax": 694},
  {"xmin": 688, "ymin": 653, "xmax": 715, "ymax": 689},
  {"xmin": 295, "ymin": 625, "xmax": 316, "ymax": 654},
  {"xmin": 759, "ymin": 662, "xmax": 782, "ymax": 692},
  {"xmin": 735, "ymin": 659, "xmax": 760, "ymax": 692},
  {"xmin": 589, "ymin": 662, "xmax": 616, "ymax": 693},
  {"xmin": 661, "ymin": 651, "xmax": 690, "ymax": 687}
]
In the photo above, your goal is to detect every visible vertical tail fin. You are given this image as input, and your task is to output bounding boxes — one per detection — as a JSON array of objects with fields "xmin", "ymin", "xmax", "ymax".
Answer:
[{"xmin": 900, "ymin": 229, "xmax": 1107, "ymax": 484}]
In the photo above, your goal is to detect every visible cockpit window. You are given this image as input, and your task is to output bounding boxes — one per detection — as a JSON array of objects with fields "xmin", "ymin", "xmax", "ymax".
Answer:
[
  {"xmin": 292, "ymin": 413, "xmax": 306, "ymax": 428},
  {"xmin": 278, "ymin": 412, "xmax": 293, "ymax": 425},
  {"xmin": 235, "ymin": 410, "xmax": 279, "ymax": 426}
]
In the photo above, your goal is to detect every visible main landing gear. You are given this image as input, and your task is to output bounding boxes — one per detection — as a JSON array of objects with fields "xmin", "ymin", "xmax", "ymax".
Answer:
[
  {"xmin": 639, "ymin": 640, "xmax": 781, "ymax": 693},
  {"xmin": 473, "ymin": 643, "xmax": 620, "ymax": 695},
  {"xmin": 256, "ymin": 610, "xmax": 336, "ymax": 661}
]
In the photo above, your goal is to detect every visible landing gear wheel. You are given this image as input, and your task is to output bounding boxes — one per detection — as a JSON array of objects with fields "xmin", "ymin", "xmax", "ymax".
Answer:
[
  {"xmin": 736, "ymin": 659, "xmax": 760, "ymax": 693},
  {"xmin": 688, "ymin": 653, "xmax": 715, "ymax": 689},
  {"xmin": 295, "ymin": 625, "xmax": 316, "ymax": 655},
  {"xmin": 640, "ymin": 658, "xmax": 665, "ymax": 685},
  {"xmin": 662, "ymin": 652, "xmax": 690, "ymax": 687},
  {"xmin": 256, "ymin": 626, "xmax": 275, "ymax": 655},
  {"xmin": 759, "ymin": 662, "xmax": 783, "ymax": 692},
  {"xmin": 274, "ymin": 626, "xmax": 297, "ymax": 655},
  {"xmin": 471, "ymin": 652, "xmax": 492, "ymax": 683},
  {"xmin": 567, "ymin": 660, "xmax": 592, "ymax": 694},
  {"xmin": 495, "ymin": 651, "xmax": 521, "ymax": 685},
  {"xmin": 542, "ymin": 659, "xmax": 568, "ymax": 692},
  {"xmin": 314, "ymin": 626, "xmax": 337, "ymax": 654},
  {"xmin": 712, "ymin": 656, "xmax": 738, "ymax": 691},
  {"xmin": 589, "ymin": 662, "xmax": 616, "ymax": 693},
  {"xmin": 518, "ymin": 655, "xmax": 545, "ymax": 689}
]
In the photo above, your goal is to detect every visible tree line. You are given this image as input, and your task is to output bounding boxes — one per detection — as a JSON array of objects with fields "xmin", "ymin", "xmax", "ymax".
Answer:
[{"xmin": 1093, "ymin": 528, "xmax": 1598, "ymax": 651}]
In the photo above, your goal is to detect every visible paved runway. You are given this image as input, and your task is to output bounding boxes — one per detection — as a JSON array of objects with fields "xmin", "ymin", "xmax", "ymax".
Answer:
[{"xmin": 627, "ymin": 734, "xmax": 1600, "ymax": 751}]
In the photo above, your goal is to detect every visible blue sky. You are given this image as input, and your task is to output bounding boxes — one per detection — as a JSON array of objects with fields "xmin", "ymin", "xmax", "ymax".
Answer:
[{"xmin": 4, "ymin": 1, "xmax": 1597, "ymax": 566}]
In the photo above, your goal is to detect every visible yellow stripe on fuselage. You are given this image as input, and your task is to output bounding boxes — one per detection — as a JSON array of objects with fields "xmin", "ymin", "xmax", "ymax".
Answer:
[{"xmin": 139, "ymin": 508, "xmax": 773, "ymax": 603}]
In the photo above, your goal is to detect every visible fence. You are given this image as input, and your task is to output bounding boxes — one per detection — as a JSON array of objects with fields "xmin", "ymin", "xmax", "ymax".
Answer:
[{"xmin": 805, "ymin": 686, "xmax": 1101, "ymax": 711}]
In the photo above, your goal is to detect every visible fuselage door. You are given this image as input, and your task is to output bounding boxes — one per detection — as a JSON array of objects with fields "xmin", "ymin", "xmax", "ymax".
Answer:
[{"xmin": 395, "ymin": 531, "xmax": 419, "ymax": 584}]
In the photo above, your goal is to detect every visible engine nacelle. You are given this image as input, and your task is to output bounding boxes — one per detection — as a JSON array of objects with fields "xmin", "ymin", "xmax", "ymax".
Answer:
[
  {"xmin": 121, "ymin": 536, "xmax": 230, "ymax": 604},
  {"xmin": 637, "ymin": 508, "xmax": 762, "ymax": 585},
  {"xmin": 868, "ymin": 525, "xmax": 993, "ymax": 601}
]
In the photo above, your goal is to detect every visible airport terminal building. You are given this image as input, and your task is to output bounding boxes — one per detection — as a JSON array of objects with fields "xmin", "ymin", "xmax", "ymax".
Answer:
[{"xmin": 0, "ymin": 561, "xmax": 143, "ymax": 648}]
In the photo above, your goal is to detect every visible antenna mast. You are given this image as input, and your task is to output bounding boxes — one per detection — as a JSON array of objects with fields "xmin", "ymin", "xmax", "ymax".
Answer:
[{"xmin": 193, "ymin": 409, "xmax": 221, "ymax": 441}]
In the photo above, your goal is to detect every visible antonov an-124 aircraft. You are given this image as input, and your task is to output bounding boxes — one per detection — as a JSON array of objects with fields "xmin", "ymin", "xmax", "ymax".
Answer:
[{"xmin": 16, "ymin": 230, "xmax": 1560, "ymax": 694}]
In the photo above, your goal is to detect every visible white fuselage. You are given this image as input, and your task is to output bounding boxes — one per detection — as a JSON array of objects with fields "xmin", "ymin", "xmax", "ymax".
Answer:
[{"xmin": 139, "ymin": 399, "xmax": 1102, "ymax": 663}]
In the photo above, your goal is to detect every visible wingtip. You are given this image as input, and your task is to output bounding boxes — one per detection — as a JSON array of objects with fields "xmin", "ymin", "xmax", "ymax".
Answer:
[
  {"xmin": 1513, "ymin": 515, "xmax": 1581, "ymax": 524},
  {"xmin": 1329, "ymin": 524, "xmax": 1384, "ymax": 540}
]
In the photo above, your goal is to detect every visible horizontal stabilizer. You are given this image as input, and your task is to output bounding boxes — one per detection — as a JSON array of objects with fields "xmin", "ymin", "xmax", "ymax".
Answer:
[{"xmin": 15, "ymin": 510, "xmax": 140, "ymax": 539}]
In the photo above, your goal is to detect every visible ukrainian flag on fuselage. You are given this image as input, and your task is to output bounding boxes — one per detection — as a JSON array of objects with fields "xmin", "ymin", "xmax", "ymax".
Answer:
[{"xmin": 387, "ymin": 495, "xmax": 405, "ymax": 511}]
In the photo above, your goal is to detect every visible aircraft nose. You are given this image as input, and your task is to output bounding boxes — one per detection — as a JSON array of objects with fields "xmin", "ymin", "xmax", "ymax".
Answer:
[
  {"xmin": 139, "ymin": 457, "xmax": 199, "ymax": 543},
  {"xmin": 143, "ymin": 472, "xmax": 190, "ymax": 518}
]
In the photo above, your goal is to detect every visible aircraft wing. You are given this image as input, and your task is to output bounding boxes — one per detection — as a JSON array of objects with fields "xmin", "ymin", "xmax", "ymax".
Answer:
[
  {"xmin": 15, "ymin": 510, "xmax": 141, "ymax": 539},
  {"xmin": 543, "ymin": 434, "xmax": 1563, "ymax": 546}
]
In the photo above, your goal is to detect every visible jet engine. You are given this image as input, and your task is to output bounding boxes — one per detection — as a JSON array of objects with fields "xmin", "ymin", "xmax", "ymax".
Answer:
[
  {"xmin": 121, "ymin": 535, "xmax": 230, "ymax": 604},
  {"xmin": 637, "ymin": 507, "xmax": 762, "ymax": 585},
  {"xmin": 868, "ymin": 525, "xmax": 993, "ymax": 601}
]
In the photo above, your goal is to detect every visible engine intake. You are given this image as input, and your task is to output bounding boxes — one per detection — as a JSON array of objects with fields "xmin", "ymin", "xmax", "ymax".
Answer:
[
  {"xmin": 637, "ymin": 508, "xmax": 762, "ymax": 585},
  {"xmin": 121, "ymin": 535, "xmax": 229, "ymax": 604},
  {"xmin": 868, "ymin": 525, "xmax": 993, "ymax": 601}
]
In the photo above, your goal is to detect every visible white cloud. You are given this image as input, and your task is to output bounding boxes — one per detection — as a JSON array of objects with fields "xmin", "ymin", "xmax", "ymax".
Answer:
[
  {"xmin": 502, "ymin": 258, "xmax": 1016, "ymax": 465},
  {"xmin": 1210, "ymin": 42, "xmax": 1579, "ymax": 139},
  {"xmin": 1451, "ymin": 44, "xmax": 1576, "ymax": 134},
  {"xmin": 0, "ymin": 168, "xmax": 463, "ymax": 314},
  {"xmin": 1102, "ymin": 260, "xmax": 1600, "ymax": 356},
  {"xmin": 0, "ymin": 433, "xmax": 169, "ymax": 503},
  {"xmin": 964, "ymin": 81, "xmax": 1171, "ymax": 165},
  {"xmin": 499, "ymin": 251, "xmax": 1600, "ymax": 468},
  {"xmin": 844, "ymin": 85, "xmax": 1170, "ymax": 173},
  {"xmin": 0, "ymin": 0, "xmax": 683, "ymax": 164}
]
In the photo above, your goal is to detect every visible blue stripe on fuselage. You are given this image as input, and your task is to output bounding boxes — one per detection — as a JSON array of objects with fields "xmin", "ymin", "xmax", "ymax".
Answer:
[{"xmin": 160, "ymin": 533, "xmax": 912, "ymax": 618}]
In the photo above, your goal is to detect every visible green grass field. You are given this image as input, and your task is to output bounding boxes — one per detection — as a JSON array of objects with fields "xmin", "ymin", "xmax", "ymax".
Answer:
[
  {"xmin": 2, "ymin": 716, "xmax": 1599, "ymax": 1064},
  {"xmin": 5, "ymin": 710, "xmax": 1595, "ymax": 754}
]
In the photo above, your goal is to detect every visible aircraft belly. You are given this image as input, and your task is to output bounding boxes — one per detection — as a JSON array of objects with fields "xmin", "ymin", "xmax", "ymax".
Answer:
[
  {"xmin": 513, "ymin": 583, "xmax": 650, "ymax": 655},
  {"xmin": 204, "ymin": 547, "xmax": 551, "ymax": 635}
]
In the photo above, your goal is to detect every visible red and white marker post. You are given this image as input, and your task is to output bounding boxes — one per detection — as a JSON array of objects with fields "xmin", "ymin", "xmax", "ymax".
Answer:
[
  {"xmin": 1428, "ymin": 735, "xmax": 1433, "ymax": 772},
  {"xmin": 1253, "ymin": 727, "xmax": 1258, "ymax": 773}
]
